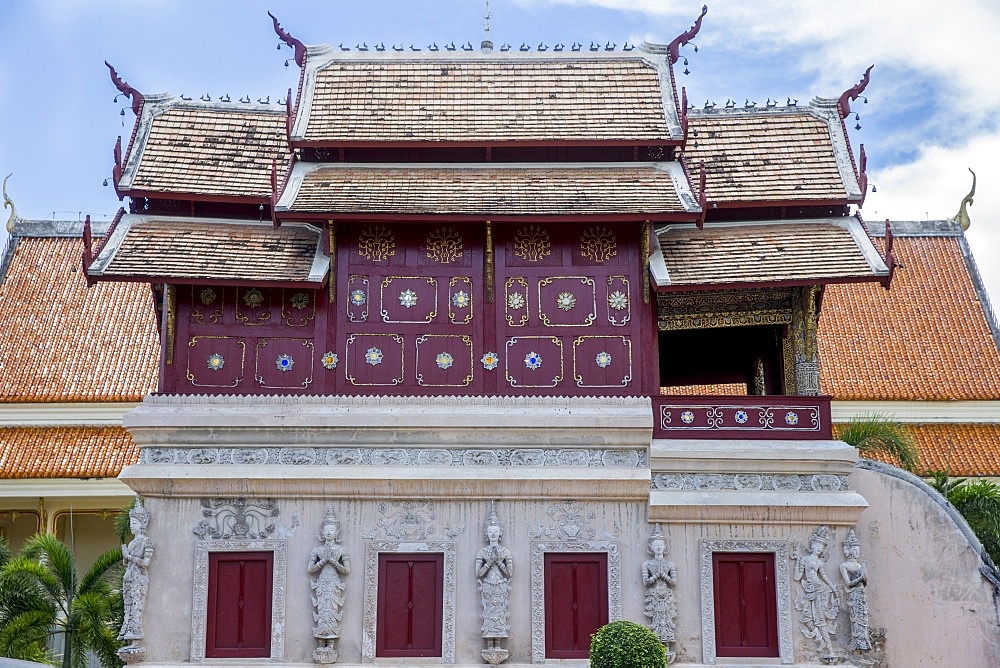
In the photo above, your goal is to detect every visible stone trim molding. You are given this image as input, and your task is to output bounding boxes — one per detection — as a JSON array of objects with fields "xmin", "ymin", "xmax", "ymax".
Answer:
[
  {"xmin": 652, "ymin": 473, "xmax": 849, "ymax": 492},
  {"xmin": 140, "ymin": 393, "xmax": 649, "ymax": 407},
  {"xmin": 529, "ymin": 540, "xmax": 622, "ymax": 664},
  {"xmin": 189, "ymin": 538, "xmax": 287, "ymax": 663},
  {"xmin": 361, "ymin": 541, "xmax": 457, "ymax": 664},
  {"xmin": 141, "ymin": 446, "xmax": 646, "ymax": 468},
  {"xmin": 698, "ymin": 539, "xmax": 793, "ymax": 665}
]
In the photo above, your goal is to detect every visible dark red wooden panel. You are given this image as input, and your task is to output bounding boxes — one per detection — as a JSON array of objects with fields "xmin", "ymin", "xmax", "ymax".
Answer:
[
  {"xmin": 376, "ymin": 553, "xmax": 443, "ymax": 657},
  {"xmin": 544, "ymin": 552, "xmax": 608, "ymax": 659},
  {"xmin": 712, "ymin": 552, "xmax": 778, "ymax": 658},
  {"xmin": 206, "ymin": 551, "xmax": 273, "ymax": 658}
]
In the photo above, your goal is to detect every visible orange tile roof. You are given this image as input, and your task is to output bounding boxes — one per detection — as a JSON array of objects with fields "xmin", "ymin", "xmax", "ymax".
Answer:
[
  {"xmin": 840, "ymin": 423, "xmax": 1000, "ymax": 477},
  {"xmin": 124, "ymin": 105, "xmax": 288, "ymax": 198},
  {"xmin": 656, "ymin": 219, "xmax": 883, "ymax": 288},
  {"xmin": 0, "ymin": 237, "xmax": 159, "ymax": 402},
  {"xmin": 91, "ymin": 218, "xmax": 326, "ymax": 284},
  {"xmin": 301, "ymin": 58, "xmax": 672, "ymax": 142},
  {"xmin": 0, "ymin": 426, "xmax": 137, "ymax": 478},
  {"xmin": 661, "ymin": 383, "xmax": 747, "ymax": 395},
  {"xmin": 685, "ymin": 111, "xmax": 850, "ymax": 204},
  {"xmin": 282, "ymin": 164, "xmax": 688, "ymax": 216},
  {"xmin": 819, "ymin": 235, "xmax": 1000, "ymax": 400}
]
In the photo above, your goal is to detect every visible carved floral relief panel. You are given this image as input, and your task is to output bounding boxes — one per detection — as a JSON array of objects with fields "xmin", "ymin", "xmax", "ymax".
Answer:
[
  {"xmin": 348, "ymin": 275, "xmax": 369, "ymax": 323},
  {"xmin": 572, "ymin": 335, "xmax": 632, "ymax": 388},
  {"xmin": 236, "ymin": 287, "xmax": 273, "ymax": 326},
  {"xmin": 254, "ymin": 338, "xmax": 314, "ymax": 389},
  {"xmin": 415, "ymin": 334, "xmax": 475, "ymax": 387},
  {"xmin": 345, "ymin": 333, "xmax": 405, "ymax": 386},
  {"xmin": 190, "ymin": 285, "xmax": 225, "ymax": 325},
  {"xmin": 281, "ymin": 289, "xmax": 316, "ymax": 327},
  {"xmin": 448, "ymin": 277, "xmax": 473, "ymax": 325},
  {"xmin": 186, "ymin": 335, "xmax": 246, "ymax": 388},
  {"xmin": 606, "ymin": 277, "xmax": 631, "ymax": 327},
  {"xmin": 380, "ymin": 276, "xmax": 438, "ymax": 324},
  {"xmin": 505, "ymin": 336, "xmax": 564, "ymax": 388},
  {"xmin": 537, "ymin": 276, "xmax": 597, "ymax": 327},
  {"xmin": 505, "ymin": 278, "xmax": 530, "ymax": 327}
]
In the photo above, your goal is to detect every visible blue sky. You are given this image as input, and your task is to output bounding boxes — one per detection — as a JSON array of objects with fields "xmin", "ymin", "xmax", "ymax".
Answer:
[{"xmin": 1, "ymin": 0, "xmax": 998, "ymax": 307}]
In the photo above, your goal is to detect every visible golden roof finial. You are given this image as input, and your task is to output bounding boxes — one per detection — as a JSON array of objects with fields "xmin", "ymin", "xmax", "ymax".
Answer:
[
  {"xmin": 3, "ymin": 173, "xmax": 18, "ymax": 234},
  {"xmin": 951, "ymin": 168, "xmax": 976, "ymax": 231}
]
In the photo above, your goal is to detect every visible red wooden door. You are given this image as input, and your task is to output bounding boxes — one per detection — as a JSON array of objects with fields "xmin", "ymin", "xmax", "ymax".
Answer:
[
  {"xmin": 544, "ymin": 552, "xmax": 608, "ymax": 659},
  {"xmin": 206, "ymin": 551, "xmax": 273, "ymax": 658},
  {"xmin": 376, "ymin": 553, "xmax": 444, "ymax": 657},
  {"xmin": 712, "ymin": 552, "xmax": 778, "ymax": 657}
]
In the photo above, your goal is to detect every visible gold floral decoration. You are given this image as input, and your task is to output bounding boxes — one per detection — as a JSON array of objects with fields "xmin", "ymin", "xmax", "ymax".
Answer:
[
  {"xmin": 579, "ymin": 226, "xmax": 618, "ymax": 263},
  {"xmin": 512, "ymin": 225, "xmax": 552, "ymax": 262},
  {"xmin": 424, "ymin": 227, "xmax": 464, "ymax": 264},
  {"xmin": 244, "ymin": 288, "xmax": 264, "ymax": 309},
  {"xmin": 290, "ymin": 292, "xmax": 310, "ymax": 310},
  {"xmin": 199, "ymin": 287, "xmax": 217, "ymax": 305},
  {"xmin": 357, "ymin": 225, "xmax": 396, "ymax": 262}
]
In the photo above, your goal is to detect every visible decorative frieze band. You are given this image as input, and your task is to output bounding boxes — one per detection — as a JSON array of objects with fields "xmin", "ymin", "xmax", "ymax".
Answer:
[
  {"xmin": 141, "ymin": 446, "xmax": 646, "ymax": 468},
  {"xmin": 651, "ymin": 473, "xmax": 850, "ymax": 492}
]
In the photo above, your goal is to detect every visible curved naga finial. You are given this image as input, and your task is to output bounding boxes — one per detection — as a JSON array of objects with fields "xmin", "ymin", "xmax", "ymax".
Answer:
[
  {"xmin": 837, "ymin": 64, "xmax": 874, "ymax": 120},
  {"xmin": 3, "ymin": 173, "xmax": 17, "ymax": 234},
  {"xmin": 667, "ymin": 5, "xmax": 708, "ymax": 65},
  {"xmin": 951, "ymin": 168, "xmax": 976, "ymax": 231},
  {"xmin": 105, "ymin": 62, "xmax": 144, "ymax": 116},
  {"xmin": 269, "ymin": 12, "xmax": 306, "ymax": 67}
]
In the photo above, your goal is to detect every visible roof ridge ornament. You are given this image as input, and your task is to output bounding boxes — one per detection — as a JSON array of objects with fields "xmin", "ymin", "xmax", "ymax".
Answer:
[
  {"xmin": 667, "ymin": 5, "xmax": 708, "ymax": 65},
  {"xmin": 837, "ymin": 64, "xmax": 873, "ymax": 120},
  {"xmin": 951, "ymin": 168, "xmax": 976, "ymax": 231},
  {"xmin": 3, "ymin": 174, "xmax": 18, "ymax": 234},
  {"xmin": 481, "ymin": 0, "xmax": 493, "ymax": 51},
  {"xmin": 105, "ymin": 62, "xmax": 144, "ymax": 117},
  {"xmin": 269, "ymin": 11, "xmax": 306, "ymax": 67}
]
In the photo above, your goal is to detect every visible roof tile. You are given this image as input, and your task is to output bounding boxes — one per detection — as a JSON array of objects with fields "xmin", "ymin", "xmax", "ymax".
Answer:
[{"xmin": 0, "ymin": 426, "xmax": 137, "ymax": 478}]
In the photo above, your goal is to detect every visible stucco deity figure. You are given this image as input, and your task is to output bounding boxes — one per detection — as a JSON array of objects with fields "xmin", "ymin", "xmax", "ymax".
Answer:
[
  {"xmin": 840, "ymin": 529, "xmax": 872, "ymax": 651},
  {"xmin": 309, "ymin": 506, "xmax": 350, "ymax": 664},
  {"xmin": 642, "ymin": 524, "xmax": 677, "ymax": 664},
  {"xmin": 476, "ymin": 503, "xmax": 512, "ymax": 664},
  {"xmin": 118, "ymin": 497, "xmax": 154, "ymax": 664},
  {"xmin": 792, "ymin": 525, "xmax": 840, "ymax": 657}
]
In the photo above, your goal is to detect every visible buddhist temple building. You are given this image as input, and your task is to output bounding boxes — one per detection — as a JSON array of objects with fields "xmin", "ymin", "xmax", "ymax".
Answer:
[{"xmin": 2, "ymin": 7, "xmax": 1000, "ymax": 667}]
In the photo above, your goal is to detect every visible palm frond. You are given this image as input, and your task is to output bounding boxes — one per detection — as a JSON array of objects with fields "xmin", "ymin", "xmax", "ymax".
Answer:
[
  {"xmin": 0, "ymin": 534, "xmax": 11, "ymax": 569},
  {"xmin": 0, "ymin": 607, "xmax": 57, "ymax": 662},
  {"xmin": 20, "ymin": 534, "xmax": 77, "ymax": 601},
  {"xmin": 1, "ymin": 557, "xmax": 66, "ymax": 616},
  {"xmin": 77, "ymin": 547, "xmax": 124, "ymax": 597},
  {"xmin": 114, "ymin": 498, "xmax": 138, "ymax": 545},
  {"xmin": 836, "ymin": 413, "xmax": 919, "ymax": 472}
]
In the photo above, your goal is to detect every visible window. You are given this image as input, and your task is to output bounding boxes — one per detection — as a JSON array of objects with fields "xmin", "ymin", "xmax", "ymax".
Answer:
[
  {"xmin": 544, "ymin": 552, "xmax": 609, "ymax": 659},
  {"xmin": 712, "ymin": 552, "xmax": 778, "ymax": 657},
  {"xmin": 376, "ymin": 553, "xmax": 444, "ymax": 657},
  {"xmin": 206, "ymin": 551, "xmax": 273, "ymax": 658}
]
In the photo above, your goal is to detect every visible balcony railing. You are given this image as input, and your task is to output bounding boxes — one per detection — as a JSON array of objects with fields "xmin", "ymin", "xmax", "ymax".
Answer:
[{"xmin": 652, "ymin": 395, "xmax": 833, "ymax": 440}]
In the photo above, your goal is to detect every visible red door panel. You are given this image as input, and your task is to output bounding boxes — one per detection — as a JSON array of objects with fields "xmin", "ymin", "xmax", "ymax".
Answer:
[
  {"xmin": 544, "ymin": 553, "xmax": 608, "ymax": 659},
  {"xmin": 206, "ymin": 551, "xmax": 272, "ymax": 658},
  {"xmin": 376, "ymin": 553, "xmax": 444, "ymax": 657},
  {"xmin": 712, "ymin": 552, "xmax": 778, "ymax": 658}
]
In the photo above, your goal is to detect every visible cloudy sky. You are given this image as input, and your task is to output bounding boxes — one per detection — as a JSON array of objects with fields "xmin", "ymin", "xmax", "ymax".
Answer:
[{"xmin": 1, "ymin": 0, "xmax": 997, "ymax": 309}]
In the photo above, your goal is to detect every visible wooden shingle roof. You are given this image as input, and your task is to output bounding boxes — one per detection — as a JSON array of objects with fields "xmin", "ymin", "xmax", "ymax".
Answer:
[
  {"xmin": 293, "ymin": 51, "xmax": 681, "ymax": 144},
  {"xmin": 277, "ymin": 162, "xmax": 697, "ymax": 218},
  {"xmin": 88, "ymin": 216, "xmax": 328, "ymax": 286},
  {"xmin": 0, "ymin": 236, "xmax": 158, "ymax": 403},
  {"xmin": 118, "ymin": 98, "xmax": 289, "ymax": 199},
  {"xmin": 684, "ymin": 101, "xmax": 861, "ymax": 206},
  {"xmin": 651, "ymin": 217, "xmax": 888, "ymax": 290}
]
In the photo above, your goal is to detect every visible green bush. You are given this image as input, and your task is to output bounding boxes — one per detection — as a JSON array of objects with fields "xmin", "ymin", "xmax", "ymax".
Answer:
[{"xmin": 590, "ymin": 620, "xmax": 665, "ymax": 668}]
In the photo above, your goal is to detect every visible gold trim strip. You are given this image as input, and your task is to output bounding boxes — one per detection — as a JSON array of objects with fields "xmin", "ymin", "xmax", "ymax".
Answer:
[
  {"xmin": 642, "ymin": 221, "xmax": 651, "ymax": 305},
  {"xmin": 328, "ymin": 221, "xmax": 337, "ymax": 303},
  {"xmin": 165, "ymin": 284, "xmax": 176, "ymax": 366},
  {"xmin": 485, "ymin": 221, "xmax": 494, "ymax": 303}
]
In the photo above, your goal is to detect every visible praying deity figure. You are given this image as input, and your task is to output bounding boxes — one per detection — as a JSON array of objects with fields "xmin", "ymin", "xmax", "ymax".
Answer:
[
  {"xmin": 118, "ymin": 497, "xmax": 154, "ymax": 664},
  {"xmin": 792, "ymin": 526, "xmax": 840, "ymax": 657},
  {"xmin": 476, "ymin": 504, "xmax": 512, "ymax": 664},
  {"xmin": 642, "ymin": 525, "xmax": 677, "ymax": 664},
  {"xmin": 309, "ymin": 506, "xmax": 350, "ymax": 664},
  {"xmin": 840, "ymin": 529, "xmax": 872, "ymax": 652}
]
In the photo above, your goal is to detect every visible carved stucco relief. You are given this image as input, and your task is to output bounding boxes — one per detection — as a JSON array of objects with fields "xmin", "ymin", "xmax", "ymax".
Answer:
[
  {"xmin": 361, "ymin": 541, "xmax": 457, "ymax": 664},
  {"xmin": 189, "ymin": 538, "xmax": 287, "ymax": 663},
  {"xmin": 699, "ymin": 539, "xmax": 793, "ymax": 665}
]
